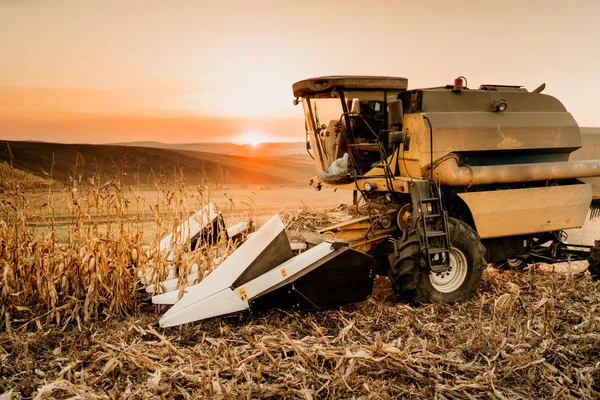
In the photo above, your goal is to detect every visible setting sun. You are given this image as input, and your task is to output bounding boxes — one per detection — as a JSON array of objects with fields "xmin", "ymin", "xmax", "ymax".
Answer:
[{"xmin": 234, "ymin": 130, "xmax": 270, "ymax": 146}]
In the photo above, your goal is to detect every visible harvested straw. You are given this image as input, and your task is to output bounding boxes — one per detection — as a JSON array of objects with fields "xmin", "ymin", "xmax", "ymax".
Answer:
[{"xmin": 1, "ymin": 268, "xmax": 598, "ymax": 398}]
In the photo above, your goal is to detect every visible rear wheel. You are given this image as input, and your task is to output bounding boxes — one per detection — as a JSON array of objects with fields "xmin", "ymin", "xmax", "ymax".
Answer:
[{"xmin": 388, "ymin": 217, "xmax": 487, "ymax": 303}]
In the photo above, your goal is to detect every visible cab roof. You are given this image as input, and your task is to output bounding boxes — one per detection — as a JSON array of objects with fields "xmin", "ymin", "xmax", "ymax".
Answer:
[{"xmin": 292, "ymin": 75, "xmax": 408, "ymax": 97}]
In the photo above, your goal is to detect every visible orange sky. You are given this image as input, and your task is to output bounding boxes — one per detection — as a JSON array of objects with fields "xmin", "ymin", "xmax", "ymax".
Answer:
[{"xmin": 1, "ymin": 0, "xmax": 599, "ymax": 144}]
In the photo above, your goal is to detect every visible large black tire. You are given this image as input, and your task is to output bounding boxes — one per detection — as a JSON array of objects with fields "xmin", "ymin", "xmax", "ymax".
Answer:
[
  {"xmin": 388, "ymin": 217, "xmax": 487, "ymax": 303},
  {"xmin": 587, "ymin": 240, "xmax": 600, "ymax": 280}
]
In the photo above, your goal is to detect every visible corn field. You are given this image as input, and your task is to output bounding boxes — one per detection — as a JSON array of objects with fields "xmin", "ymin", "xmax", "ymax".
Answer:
[{"xmin": 0, "ymin": 159, "xmax": 238, "ymax": 334}]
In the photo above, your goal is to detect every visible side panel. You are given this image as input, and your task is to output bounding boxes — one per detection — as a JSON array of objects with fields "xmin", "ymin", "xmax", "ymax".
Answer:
[
  {"xmin": 423, "ymin": 111, "xmax": 581, "ymax": 160},
  {"xmin": 403, "ymin": 90, "xmax": 582, "ymax": 171},
  {"xmin": 458, "ymin": 184, "xmax": 592, "ymax": 239},
  {"xmin": 398, "ymin": 113, "xmax": 427, "ymax": 178}
]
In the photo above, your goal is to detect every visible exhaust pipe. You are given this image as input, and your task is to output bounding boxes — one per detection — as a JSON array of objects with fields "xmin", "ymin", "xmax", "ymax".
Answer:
[{"xmin": 432, "ymin": 156, "xmax": 600, "ymax": 187}]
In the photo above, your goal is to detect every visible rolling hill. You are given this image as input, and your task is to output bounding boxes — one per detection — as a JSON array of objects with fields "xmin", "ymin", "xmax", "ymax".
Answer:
[
  {"xmin": 110, "ymin": 141, "xmax": 307, "ymax": 157},
  {"xmin": 0, "ymin": 141, "xmax": 316, "ymax": 186}
]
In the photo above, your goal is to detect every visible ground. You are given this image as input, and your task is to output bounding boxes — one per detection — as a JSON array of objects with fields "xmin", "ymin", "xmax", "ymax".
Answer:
[
  {"xmin": 1, "ymin": 262, "xmax": 599, "ymax": 399},
  {"xmin": 1, "ymin": 180, "xmax": 599, "ymax": 399}
]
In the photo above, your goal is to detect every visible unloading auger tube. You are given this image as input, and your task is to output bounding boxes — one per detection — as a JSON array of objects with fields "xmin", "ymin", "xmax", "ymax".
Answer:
[{"xmin": 432, "ymin": 156, "xmax": 600, "ymax": 186}]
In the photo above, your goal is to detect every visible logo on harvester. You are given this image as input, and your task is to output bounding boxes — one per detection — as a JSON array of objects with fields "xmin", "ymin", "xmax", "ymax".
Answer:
[
  {"xmin": 280, "ymin": 268, "xmax": 287, "ymax": 278},
  {"xmin": 238, "ymin": 287, "xmax": 248, "ymax": 301}
]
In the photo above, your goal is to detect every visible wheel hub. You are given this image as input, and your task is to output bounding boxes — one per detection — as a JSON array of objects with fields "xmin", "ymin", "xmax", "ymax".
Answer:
[{"xmin": 429, "ymin": 247, "xmax": 468, "ymax": 293}]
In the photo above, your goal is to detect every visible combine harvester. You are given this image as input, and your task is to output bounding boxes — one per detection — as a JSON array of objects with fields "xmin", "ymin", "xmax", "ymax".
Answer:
[{"xmin": 150, "ymin": 76, "xmax": 600, "ymax": 327}]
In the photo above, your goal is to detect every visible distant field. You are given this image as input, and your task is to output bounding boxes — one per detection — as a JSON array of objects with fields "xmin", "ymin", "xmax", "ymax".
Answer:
[
  {"xmin": 23, "ymin": 184, "xmax": 352, "ymax": 242},
  {"xmin": 0, "ymin": 161, "xmax": 54, "ymax": 189},
  {"xmin": 0, "ymin": 140, "xmax": 316, "ymax": 186},
  {"xmin": 0, "ymin": 139, "xmax": 349, "ymax": 242}
]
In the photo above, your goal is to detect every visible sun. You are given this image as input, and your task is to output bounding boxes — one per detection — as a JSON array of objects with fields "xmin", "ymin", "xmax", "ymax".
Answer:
[{"xmin": 235, "ymin": 130, "xmax": 269, "ymax": 147}]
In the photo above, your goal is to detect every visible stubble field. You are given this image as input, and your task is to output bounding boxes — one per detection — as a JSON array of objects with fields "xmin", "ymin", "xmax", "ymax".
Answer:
[{"xmin": 0, "ymin": 152, "xmax": 599, "ymax": 399}]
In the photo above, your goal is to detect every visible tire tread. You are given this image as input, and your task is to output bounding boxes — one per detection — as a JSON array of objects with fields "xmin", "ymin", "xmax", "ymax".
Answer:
[{"xmin": 388, "ymin": 217, "xmax": 486, "ymax": 303}]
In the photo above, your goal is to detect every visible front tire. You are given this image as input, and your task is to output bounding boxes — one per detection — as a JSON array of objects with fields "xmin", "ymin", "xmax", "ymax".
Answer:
[{"xmin": 388, "ymin": 217, "xmax": 487, "ymax": 303}]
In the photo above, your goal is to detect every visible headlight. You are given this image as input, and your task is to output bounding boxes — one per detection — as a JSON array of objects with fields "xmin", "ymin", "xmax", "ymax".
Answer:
[
  {"xmin": 492, "ymin": 99, "xmax": 507, "ymax": 112},
  {"xmin": 363, "ymin": 182, "xmax": 377, "ymax": 192}
]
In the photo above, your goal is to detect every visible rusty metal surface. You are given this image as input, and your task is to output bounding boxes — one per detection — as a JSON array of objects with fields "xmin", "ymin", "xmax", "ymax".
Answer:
[
  {"xmin": 293, "ymin": 76, "xmax": 408, "ymax": 97},
  {"xmin": 458, "ymin": 184, "xmax": 592, "ymax": 238}
]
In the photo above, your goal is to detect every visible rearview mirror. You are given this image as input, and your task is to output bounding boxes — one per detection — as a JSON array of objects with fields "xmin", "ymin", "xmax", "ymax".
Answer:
[
  {"xmin": 388, "ymin": 99, "xmax": 404, "ymax": 128},
  {"xmin": 389, "ymin": 131, "xmax": 405, "ymax": 144}
]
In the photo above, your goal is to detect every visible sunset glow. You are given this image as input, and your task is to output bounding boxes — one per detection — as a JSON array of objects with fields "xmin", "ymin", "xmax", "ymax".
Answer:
[
  {"xmin": 234, "ymin": 131, "xmax": 270, "ymax": 146},
  {"xmin": 0, "ymin": 1, "xmax": 599, "ymax": 144}
]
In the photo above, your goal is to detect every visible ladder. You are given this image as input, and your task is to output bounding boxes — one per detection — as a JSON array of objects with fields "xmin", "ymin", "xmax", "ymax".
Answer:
[{"xmin": 410, "ymin": 180, "xmax": 451, "ymax": 273}]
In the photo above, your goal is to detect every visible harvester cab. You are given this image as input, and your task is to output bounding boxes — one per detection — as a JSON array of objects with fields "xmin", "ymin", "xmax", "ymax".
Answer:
[{"xmin": 293, "ymin": 76, "xmax": 408, "ymax": 182}]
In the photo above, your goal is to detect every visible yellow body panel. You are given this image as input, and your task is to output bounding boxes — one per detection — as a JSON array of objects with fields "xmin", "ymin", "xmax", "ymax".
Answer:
[{"xmin": 458, "ymin": 184, "xmax": 592, "ymax": 239}]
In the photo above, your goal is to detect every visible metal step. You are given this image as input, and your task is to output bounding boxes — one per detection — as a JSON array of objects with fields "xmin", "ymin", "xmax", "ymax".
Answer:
[
  {"xmin": 428, "ymin": 247, "xmax": 450, "ymax": 254},
  {"xmin": 409, "ymin": 180, "xmax": 452, "ymax": 274},
  {"xmin": 426, "ymin": 230, "xmax": 446, "ymax": 237},
  {"xmin": 424, "ymin": 213, "xmax": 441, "ymax": 218}
]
